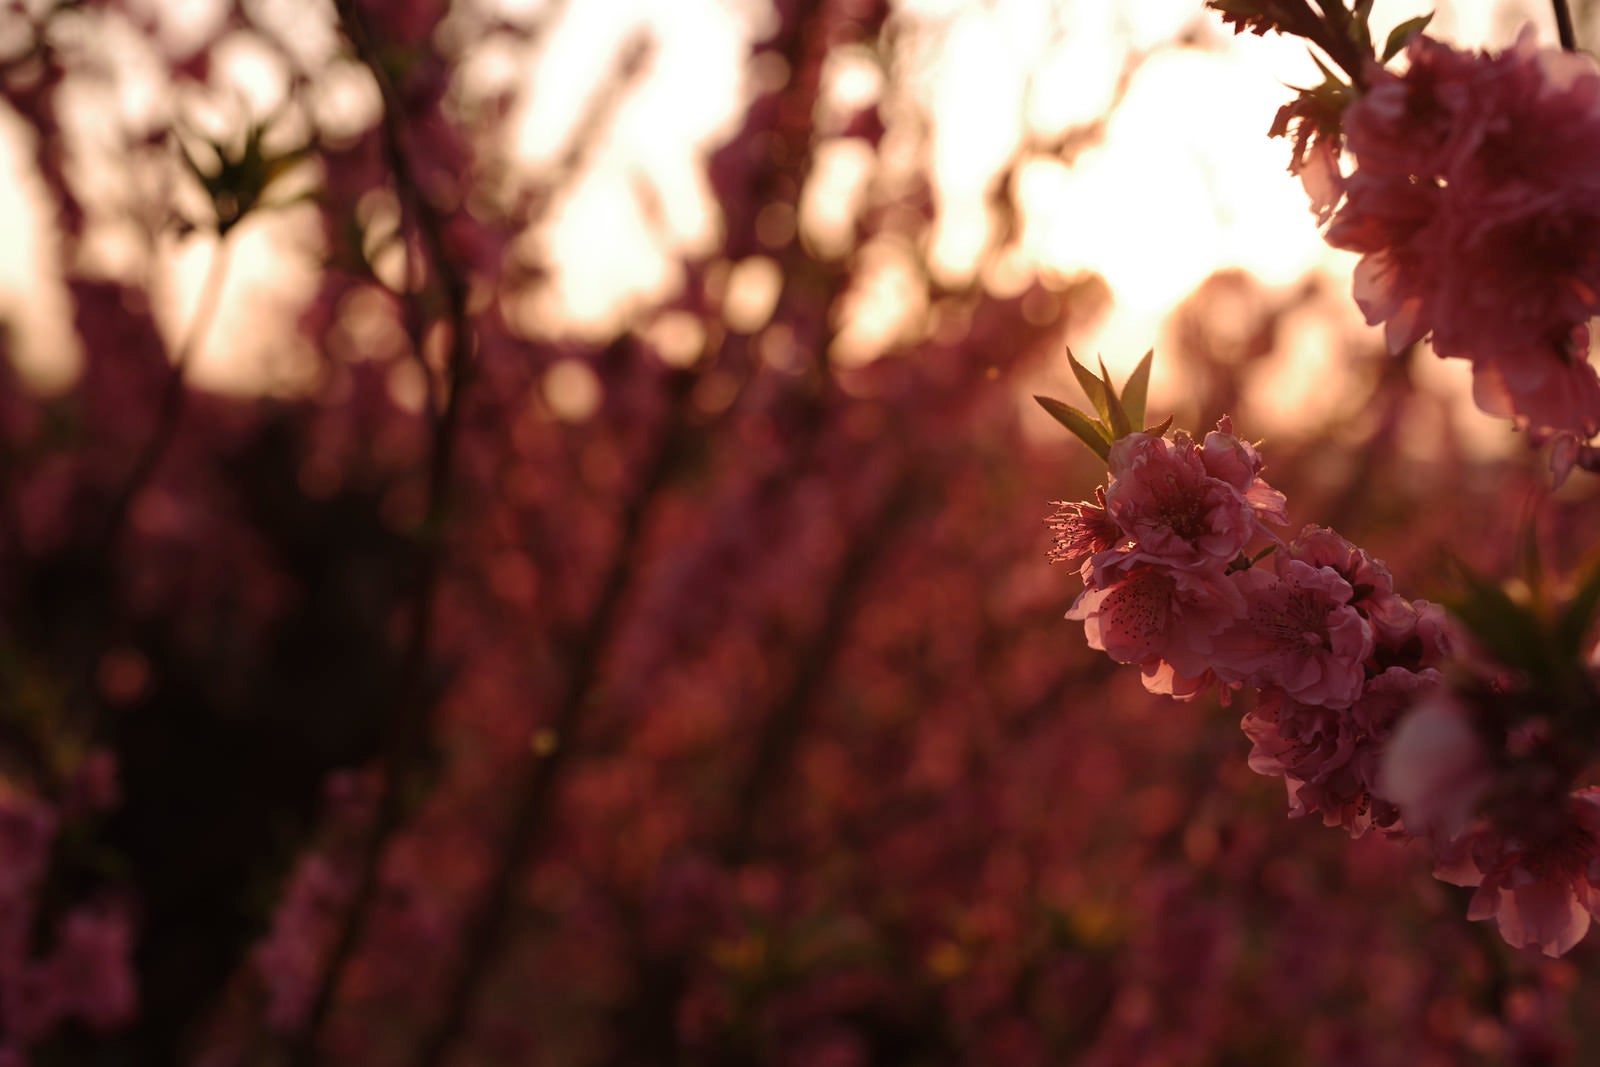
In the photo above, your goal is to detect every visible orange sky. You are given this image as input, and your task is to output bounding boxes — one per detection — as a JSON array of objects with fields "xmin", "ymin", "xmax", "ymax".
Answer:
[{"xmin": 0, "ymin": 0, "xmax": 1558, "ymax": 442}]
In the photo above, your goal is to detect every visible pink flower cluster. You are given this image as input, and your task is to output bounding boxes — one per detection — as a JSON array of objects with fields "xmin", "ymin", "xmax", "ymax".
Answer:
[
  {"xmin": 1053, "ymin": 422, "xmax": 1449, "ymax": 840},
  {"xmin": 1054, "ymin": 422, "xmax": 1287, "ymax": 700},
  {"xmin": 1433, "ymin": 788, "xmax": 1600, "ymax": 959},
  {"xmin": 1054, "ymin": 411, "xmax": 1600, "ymax": 956},
  {"xmin": 1326, "ymin": 29, "xmax": 1600, "ymax": 447},
  {"xmin": 0, "ymin": 781, "xmax": 137, "ymax": 1065},
  {"xmin": 1381, "ymin": 683, "xmax": 1600, "ymax": 958}
]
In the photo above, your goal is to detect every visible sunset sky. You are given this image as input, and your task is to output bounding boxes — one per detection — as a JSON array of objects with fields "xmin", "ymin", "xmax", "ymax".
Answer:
[{"xmin": 0, "ymin": 0, "xmax": 1559, "ymax": 430}]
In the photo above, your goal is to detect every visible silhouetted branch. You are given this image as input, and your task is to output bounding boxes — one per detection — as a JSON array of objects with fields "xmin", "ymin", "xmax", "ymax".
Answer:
[
  {"xmin": 290, "ymin": 0, "xmax": 479, "ymax": 1058},
  {"xmin": 98, "ymin": 238, "xmax": 231, "ymax": 547}
]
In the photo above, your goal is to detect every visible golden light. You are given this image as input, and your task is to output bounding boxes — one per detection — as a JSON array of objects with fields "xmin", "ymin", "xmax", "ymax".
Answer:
[{"xmin": 0, "ymin": 0, "xmax": 1565, "ymax": 433}]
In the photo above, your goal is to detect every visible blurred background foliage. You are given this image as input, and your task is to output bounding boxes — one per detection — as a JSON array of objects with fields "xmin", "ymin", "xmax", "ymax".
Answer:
[{"xmin": 5, "ymin": 0, "xmax": 1600, "ymax": 1064}]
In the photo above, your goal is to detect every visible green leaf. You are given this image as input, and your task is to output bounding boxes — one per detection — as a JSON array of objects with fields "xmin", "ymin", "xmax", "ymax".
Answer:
[
  {"xmin": 1142, "ymin": 414, "xmax": 1174, "ymax": 438},
  {"xmin": 1121, "ymin": 349, "xmax": 1153, "ymax": 429},
  {"xmin": 1381, "ymin": 12, "xmax": 1433, "ymax": 63},
  {"xmin": 1443, "ymin": 558, "xmax": 1550, "ymax": 678},
  {"xmin": 1349, "ymin": 0, "xmax": 1374, "ymax": 49},
  {"xmin": 1035, "ymin": 396, "xmax": 1111, "ymax": 461},
  {"xmin": 1556, "ymin": 553, "xmax": 1600, "ymax": 656},
  {"xmin": 1066, "ymin": 348, "xmax": 1113, "ymax": 425},
  {"xmin": 1098, "ymin": 356, "xmax": 1132, "ymax": 438}
]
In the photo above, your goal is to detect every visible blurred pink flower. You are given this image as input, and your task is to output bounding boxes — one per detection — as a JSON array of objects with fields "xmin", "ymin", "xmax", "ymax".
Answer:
[
  {"xmin": 0, "ymin": 792, "xmax": 57, "ymax": 900},
  {"xmin": 254, "ymin": 855, "xmax": 354, "ymax": 1032},
  {"xmin": 1378, "ymin": 690, "xmax": 1492, "ymax": 840},
  {"xmin": 50, "ymin": 908, "xmax": 138, "ymax": 1029},
  {"xmin": 1209, "ymin": 560, "xmax": 1374, "ymax": 707},
  {"xmin": 1435, "ymin": 790, "xmax": 1600, "ymax": 957},
  {"xmin": 1327, "ymin": 28, "xmax": 1600, "ymax": 437}
]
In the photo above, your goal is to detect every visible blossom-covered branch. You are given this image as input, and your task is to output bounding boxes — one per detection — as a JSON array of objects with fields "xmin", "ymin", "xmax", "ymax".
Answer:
[{"xmin": 1045, "ymin": 352, "xmax": 1600, "ymax": 956}]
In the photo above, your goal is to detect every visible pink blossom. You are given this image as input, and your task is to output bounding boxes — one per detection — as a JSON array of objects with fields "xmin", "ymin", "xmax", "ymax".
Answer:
[
  {"xmin": 1287, "ymin": 526, "xmax": 1395, "ymax": 612},
  {"xmin": 1378, "ymin": 689, "xmax": 1493, "ymax": 840},
  {"xmin": 1202, "ymin": 418, "xmax": 1288, "ymax": 527},
  {"xmin": 49, "ymin": 908, "xmax": 138, "ymax": 1029},
  {"xmin": 1066, "ymin": 560, "xmax": 1243, "ymax": 697},
  {"xmin": 1326, "ymin": 29, "xmax": 1600, "ymax": 437},
  {"xmin": 1208, "ymin": 559, "xmax": 1374, "ymax": 707},
  {"xmin": 1101, "ymin": 429, "xmax": 1280, "ymax": 572},
  {"xmin": 1045, "ymin": 488, "xmax": 1122, "ymax": 574},
  {"xmin": 0, "ymin": 791, "xmax": 57, "ymax": 900},
  {"xmin": 1141, "ymin": 661, "xmax": 1239, "ymax": 705},
  {"xmin": 1286, "ymin": 526, "xmax": 1452, "ymax": 666},
  {"xmin": 1435, "ymin": 790, "xmax": 1600, "ymax": 956},
  {"xmin": 254, "ymin": 855, "xmax": 354, "ymax": 1033},
  {"xmin": 1243, "ymin": 690, "xmax": 1370, "ymax": 829},
  {"xmin": 1244, "ymin": 666, "xmax": 1439, "ymax": 837}
]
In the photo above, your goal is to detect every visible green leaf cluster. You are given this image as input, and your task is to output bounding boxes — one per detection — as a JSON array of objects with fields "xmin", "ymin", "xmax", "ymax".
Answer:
[
  {"xmin": 1323, "ymin": 1, "xmax": 1435, "ymax": 66},
  {"xmin": 1034, "ymin": 349, "xmax": 1170, "ymax": 463},
  {"xmin": 179, "ymin": 120, "xmax": 310, "ymax": 236},
  {"xmin": 1444, "ymin": 536, "xmax": 1600, "ymax": 722},
  {"xmin": 1380, "ymin": 12, "xmax": 1434, "ymax": 62}
]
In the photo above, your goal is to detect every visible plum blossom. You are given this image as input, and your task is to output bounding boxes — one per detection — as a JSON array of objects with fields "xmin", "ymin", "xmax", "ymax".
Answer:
[
  {"xmin": 1066, "ymin": 560, "xmax": 1243, "ymax": 699},
  {"xmin": 1100, "ymin": 427, "xmax": 1284, "ymax": 574},
  {"xmin": 1434, "ymin": 790, "xmax": 1600, "ymax": 957},
  {"xmin": 1326, "ymin": 28, "xmax": 1600, "ymax": 437},
  {"xmin": 1244, "ymin": 666, "xmax": 1439, "ymax": 837},
  {"xmin": 1045, "ymin": 488, "xmax": 1122, "ymax": 575},
  {"xmin": 1209, "ymin": 559, "xmax": 1374, "ymax": 708},
  {"xmin": 1287, "ymin": 526, "xmax": 1399, "ymax": 621}
]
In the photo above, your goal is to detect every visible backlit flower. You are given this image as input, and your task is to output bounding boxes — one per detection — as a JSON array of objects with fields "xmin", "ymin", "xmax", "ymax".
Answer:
[
  {"xmin": 1327, "ymin": 28, "xmax": 1600, "ymax": 437},
  {"xmin": 1066, "ymin": 560, "xmax": 1243, "ymax": 694},
  {"xmin": 1209, "ymin": 559, "xmax": 1374, "ymax": 708},
  {"xmin": 1101, "ymin": 429, "xmax": 1283, "ymax": 572}
]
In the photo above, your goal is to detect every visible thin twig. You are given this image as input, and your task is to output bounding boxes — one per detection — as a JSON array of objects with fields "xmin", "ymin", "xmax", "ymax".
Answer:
[
  {"xmin": 288, "ymin": 1, "xmax": 477, "ymax": 1060},
  {"xmin": 98, "ymin": 237, "xmax": 231, "ymax": 547},
  {"xmin": 1555, "ymin": 0, "xmax": 1579, "ymax": 50}
]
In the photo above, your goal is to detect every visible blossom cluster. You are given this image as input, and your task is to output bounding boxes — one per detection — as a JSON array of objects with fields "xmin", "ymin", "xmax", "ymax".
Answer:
[
  {"xmin": 1187, "ymin": 0, "xmax": 1600, "ymax": 959},
  {"xmin": 1231, "ymin": 0, "xmax": 1600, "ymax": 478},
  {"xmin": 1328, "ymin": 29, "xmax": 1600, "ymax": 458},
  {"xmin": 1052, "ymin": 420, "xmax": 1448, "ymax": 835},
  {"xmin": 0, "ymin": 766, "xmax": 136, "ymax": 1063},
  {"xmin": 1051, "ymin": 404, "xmax": 1600, "ymax": 957}
]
